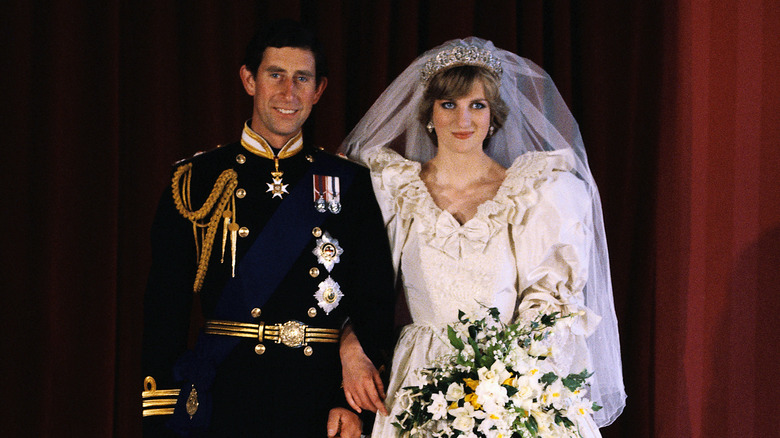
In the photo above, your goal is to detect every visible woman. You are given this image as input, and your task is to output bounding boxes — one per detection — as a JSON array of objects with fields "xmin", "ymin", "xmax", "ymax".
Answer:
[{"xmin": 339, "ymin": 38, "xmax": 625, "ymax": 436}]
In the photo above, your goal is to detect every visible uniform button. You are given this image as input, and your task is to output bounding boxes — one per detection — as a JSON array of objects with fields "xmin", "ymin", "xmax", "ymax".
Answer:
[
  {"xmin": 312, "ymin": 227, "xmax": 322, "ymax": 238},
  {"xmin": 250, "ymin": 308, "xmax": 261, "ymax": 318},
  {"xmin": 236, "ymin": 188, "xmax": 246, "ymax": 198},
  {"xmin": 303, "ymin": 346, "xmax": 313, "ymax": 356},
  {"xmin": 255, "ymin": 344, "xmax": 266, "ymax": 355},
  {"xmin": 308, "ymin": 307, "xmax": 317, "ymax": 318},
  {"xmin": 309, "ymin": 267, "xmax": 320, "ymax": 278},
  {"xmin": 238, "ymin": 227, "xmax": 249, "ymax": 238},
  {"xmin": 236, "ymin": 154, "xmax": 247, "ymax": 164},
  {"xmin": 306, "ymin": 154, "xmax": 314, "ymax": 162}
]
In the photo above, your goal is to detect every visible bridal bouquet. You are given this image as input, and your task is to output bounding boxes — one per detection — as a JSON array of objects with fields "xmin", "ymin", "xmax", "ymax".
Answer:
[{"xmin": 393, "ymin": 307, "xmax": 600, "ymax": 438}]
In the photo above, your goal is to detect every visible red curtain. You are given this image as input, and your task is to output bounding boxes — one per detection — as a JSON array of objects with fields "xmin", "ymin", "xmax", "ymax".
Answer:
[
  {"xmin": 655, "ymin": 1, "xmax": 780, "ymax": 436},
  {"xmin": 1, "ymin": 1, "xmax": 777, "ymax": 437}
]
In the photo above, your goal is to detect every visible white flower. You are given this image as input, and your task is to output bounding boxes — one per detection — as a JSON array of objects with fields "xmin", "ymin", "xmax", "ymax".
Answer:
[
  {"xmin": 528, "ymin": 339, "xmax": 551, "ymax": 357},
  {"xmin": 489, "ymin": 360, "xmax": 512, "ymax": 383},
  {"xmin": 427, "ymin": 392, "xmax": 449, "ymax": 420},
  {"xmin": 445, "ymin": 382, "xmax": 465, "ymax": 402},
  {"xmin": 431, "ymin": 420, "xmax": 453, "ymax": 437},
  {"xmin": 450, "ymin": 408, "xmax": 476, "ymax": 432},
  {"xmin": 475, "ymin": 379, "xmax": 508, "ymax": 414},
  {"xmin": 541, "ymin": 379, "xmax": 566, "ymax": 410},
  {"xmin": 461, "ymin": 343, "xmax": 475, "ymax": 360},
  {"xmin": 531, "ymin": 409, "xmax": 554, "ymax": 433},
  {"xmin": 477, "ymin": 413, "xmax": 512, "ymax": 438},
  {"xmin": 506, "ymin": 347, "xmax": 533, "ymax": 373},
  {"xmin": 566, "ymin": 399, "xmax": 594, "ymax": 418},
  {"xmin": 477, "ymin": 366, "xmax": 496, "ymax": 383},
  {"xmin": 510, "ymin": 375, "xmax": 542, "ymax": 412}
]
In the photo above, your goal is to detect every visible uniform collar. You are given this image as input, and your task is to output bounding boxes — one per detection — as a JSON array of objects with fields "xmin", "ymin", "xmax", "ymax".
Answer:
[{"xmin": 240, "ymin": 121, "xmax": 304, "ymax": 160}]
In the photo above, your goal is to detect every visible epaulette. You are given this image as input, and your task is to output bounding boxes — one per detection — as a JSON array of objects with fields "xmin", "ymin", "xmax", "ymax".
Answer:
[{"xmin": 172, "ymin": 144, "xmax": 225, "ymax": 167}]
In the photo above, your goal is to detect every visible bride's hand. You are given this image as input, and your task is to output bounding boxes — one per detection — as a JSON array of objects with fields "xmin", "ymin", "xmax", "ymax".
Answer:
[{"xmin": 340, "ymin": 324, "xmax": 389, "ymax": 415}]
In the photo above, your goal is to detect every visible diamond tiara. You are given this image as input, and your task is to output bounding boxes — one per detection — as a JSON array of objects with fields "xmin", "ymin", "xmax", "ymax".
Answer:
[{"xmin": 420, "ymin": 45, "xmax": 503, "ymax": 84}]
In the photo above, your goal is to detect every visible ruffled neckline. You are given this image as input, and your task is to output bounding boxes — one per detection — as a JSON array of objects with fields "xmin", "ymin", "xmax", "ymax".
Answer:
[{"xmin": 370, "ymin": 147, "xmax": 576, "ymax": 258}]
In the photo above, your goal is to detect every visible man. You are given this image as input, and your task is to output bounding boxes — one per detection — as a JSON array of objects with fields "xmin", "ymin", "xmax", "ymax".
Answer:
[{"xmin": 141, "ymin": 20, "xmax": 395, "ymax": 437}]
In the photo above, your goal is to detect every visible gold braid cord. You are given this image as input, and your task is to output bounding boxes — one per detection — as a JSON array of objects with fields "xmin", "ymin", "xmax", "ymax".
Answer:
[{"xmin": 171, "ymin": 162, "xmax": 238, "ymax": 293}]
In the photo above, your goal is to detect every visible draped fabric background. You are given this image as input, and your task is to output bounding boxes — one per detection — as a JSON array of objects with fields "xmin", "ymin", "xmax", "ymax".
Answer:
[{"xmin": 1, "ymin": 1, "xmax": 777, "ymax": 436}]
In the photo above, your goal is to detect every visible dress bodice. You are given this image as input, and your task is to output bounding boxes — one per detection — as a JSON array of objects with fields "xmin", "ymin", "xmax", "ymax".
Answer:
[
  {"xmin": 394, "ymin": 161, "xmax": 522, "ymax": 325},
  {"xmin": 401, "ymin": 207, "xmax": 518, "ymax": 325}
]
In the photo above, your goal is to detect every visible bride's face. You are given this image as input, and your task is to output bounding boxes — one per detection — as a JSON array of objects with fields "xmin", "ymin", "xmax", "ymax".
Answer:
[{"xmin": 431, "ymin": 81, "xmax": 491, "ymax": 155}]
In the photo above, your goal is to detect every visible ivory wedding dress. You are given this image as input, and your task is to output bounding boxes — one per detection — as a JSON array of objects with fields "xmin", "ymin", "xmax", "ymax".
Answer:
[{"xmin": 367, "ymin": 147, "xmax": 602, "ymax": 438}]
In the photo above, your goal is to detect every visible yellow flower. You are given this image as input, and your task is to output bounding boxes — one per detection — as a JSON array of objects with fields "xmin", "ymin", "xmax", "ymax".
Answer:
[
  {"xmin": 502, "ymin": 377, "xmax": 515, "ymax": 386},
  {"xmin": 463, "ymin": 377, "xmax": 479, "ymax": 390},
  {"xmin": 464, "ymin": 393, "xmax": 482, "ymax": 410}
]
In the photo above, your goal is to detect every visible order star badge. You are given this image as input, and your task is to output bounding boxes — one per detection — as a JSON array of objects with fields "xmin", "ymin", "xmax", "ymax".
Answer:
[
  {"xmin": 312, "ymin": 232, "xmax": 343, "ymax": 272},
  {"xmin": 266, "ymin": 176, "xmax": 289, "ymax": 199},
  {"xmin": 314, "ymin": 276, "xmax": 343, "ymax": 314}
]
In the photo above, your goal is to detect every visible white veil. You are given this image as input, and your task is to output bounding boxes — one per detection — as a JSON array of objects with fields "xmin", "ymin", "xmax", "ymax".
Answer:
[{"xmin": 340, "ymin": 37, "xmax": 626, "ymax": 427}]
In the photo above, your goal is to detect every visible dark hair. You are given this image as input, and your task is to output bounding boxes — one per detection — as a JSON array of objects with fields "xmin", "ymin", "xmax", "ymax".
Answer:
[
  {"xmin": 242, "ymin": 19, "xmax": 328, "ymax": 84},
  {"xmin": 418, "ymin": 65, "xmax": 508, "ymax": 147}
]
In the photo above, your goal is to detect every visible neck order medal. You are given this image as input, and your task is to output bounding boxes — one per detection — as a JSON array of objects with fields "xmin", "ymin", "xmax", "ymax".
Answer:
[{"xmin": 240, "ymin": 124, "xmax": 303, "ymax": 199}]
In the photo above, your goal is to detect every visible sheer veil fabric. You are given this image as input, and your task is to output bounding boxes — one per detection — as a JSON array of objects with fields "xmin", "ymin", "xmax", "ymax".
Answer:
[{"xmin": 340, "ymin": 37, "xmax": 626, "ymax": 427}]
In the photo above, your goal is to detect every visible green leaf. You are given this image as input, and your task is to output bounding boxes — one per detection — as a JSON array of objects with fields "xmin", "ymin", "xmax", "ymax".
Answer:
[
  {"xmin": 540, "ymin": 312, "xmax": 557, "ymax": 326},
  {"xmin": 525, "ymin": 414, "xmax": 539, "ymax": 435},
  {"xmin": 592, "ymin": 402, "xmax": 603, "ymax": 412},
  {"xmin": 447, "ymin": 325, "xmax": 465, "ymax": 350},
  {"xmin": 562, "ymin": 369, "xmax": 593, "ymax": 392},
  {"xmin": 468, "ymin": 336, "xmax": 482, "ymax": 364},
  {"xmin": 504, "ymin": 384, "xmax": 518, "ymax": 397},
  {"xmin": 540, "ymin": 372, "xmax": 558, "ymax": 386}
]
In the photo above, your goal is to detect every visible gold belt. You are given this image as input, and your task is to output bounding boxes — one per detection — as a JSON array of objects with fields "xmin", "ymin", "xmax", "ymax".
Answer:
[{"xmin": 205, "ymin": 320, "xmax": 340, "ymax": 348}]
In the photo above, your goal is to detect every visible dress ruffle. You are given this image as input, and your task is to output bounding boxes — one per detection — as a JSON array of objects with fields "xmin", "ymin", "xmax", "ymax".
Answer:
[{"xmin": 368, "ymin": 148, "xmax": 578, "ymax": 258}]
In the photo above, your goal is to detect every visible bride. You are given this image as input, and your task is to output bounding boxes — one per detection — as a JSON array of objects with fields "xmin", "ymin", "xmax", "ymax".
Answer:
[{"xmin": 339, "ymin": 38, "xmax": 625, "ymax": 437}]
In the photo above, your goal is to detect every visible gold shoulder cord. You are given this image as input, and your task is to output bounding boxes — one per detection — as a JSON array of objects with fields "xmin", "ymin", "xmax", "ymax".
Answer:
[{"xmin": 171, "ymin": 162, "xmax": 238, "ymax": 293}]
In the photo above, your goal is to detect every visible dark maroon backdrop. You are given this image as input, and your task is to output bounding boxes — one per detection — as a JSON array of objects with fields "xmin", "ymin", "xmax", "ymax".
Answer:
[{"xmin": 2, "ymin": 1, "xmax": 778, "ymax": 437}]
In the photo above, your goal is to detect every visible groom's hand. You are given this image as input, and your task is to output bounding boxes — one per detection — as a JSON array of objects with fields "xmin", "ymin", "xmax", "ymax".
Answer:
[
  {"xmin": 327, "ymin": 407, "xmax": 361, "ymax": 438},
  {"xmin": 340, "ymin": 325, "xmax": 388, "ymax": 415}
]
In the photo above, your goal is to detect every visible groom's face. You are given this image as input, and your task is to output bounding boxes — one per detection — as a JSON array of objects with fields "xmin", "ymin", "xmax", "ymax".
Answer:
[{"xmin": 240, "ymin": 46, "xmax": 327, "ymax": 148}]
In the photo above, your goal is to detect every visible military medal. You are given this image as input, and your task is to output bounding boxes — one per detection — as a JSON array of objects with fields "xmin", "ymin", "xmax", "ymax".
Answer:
[
  {"xmin": 313, "ymin": 175, "xmax": 341, "ymax": 213},
  {"xmin": 327, "ymin": 176, "xmax": 342, "ymax": 213},
  {"xmin": 312, "ymin": 232, "xmax": 343, "ymax": 272},
  {"xmin": 240, "ymin": 123, "xmax": 303, "ymax": 200},
  {"xmin": 314, "ymin": 276, "xmax": 343, "ymax": 314},
  {"xmin": 313, "ymin": 175, "xmax": 328, "ymax": 212}
]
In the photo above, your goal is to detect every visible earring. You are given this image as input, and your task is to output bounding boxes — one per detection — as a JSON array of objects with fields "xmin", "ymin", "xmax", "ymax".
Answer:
[
  {"xmin": 426, "ymin": 121, "xmax": 434, "ymax": 133},
  {"xmin": 488, "ymin": 125, "xmax": 495, "ymax": 137}
]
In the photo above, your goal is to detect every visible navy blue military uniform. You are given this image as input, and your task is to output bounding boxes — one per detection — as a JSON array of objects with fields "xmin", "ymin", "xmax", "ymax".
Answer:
[{"xmin": 142, "ymin": 126, "xmax": 395, "ymax": 437}]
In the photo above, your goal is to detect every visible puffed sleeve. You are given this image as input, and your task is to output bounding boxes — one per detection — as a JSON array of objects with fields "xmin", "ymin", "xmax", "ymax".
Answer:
[
  {"xmin": 510, "ymin": 151, "xmax": 601, "ymax": 374},
  {"xmin": 365, "ymin": 147, "xmax": 422, "ymax": 276}
]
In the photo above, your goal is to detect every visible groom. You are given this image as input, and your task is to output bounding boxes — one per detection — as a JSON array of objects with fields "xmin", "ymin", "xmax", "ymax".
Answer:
[{"xmin": 141, "ymin": 20, "xmax": 395, "ymax": 437}]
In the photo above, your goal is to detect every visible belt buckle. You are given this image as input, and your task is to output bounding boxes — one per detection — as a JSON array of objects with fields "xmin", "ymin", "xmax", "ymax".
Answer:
[{"xmin": 277, "ymin": 321, "xmax": 307, "ymax": 348}]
